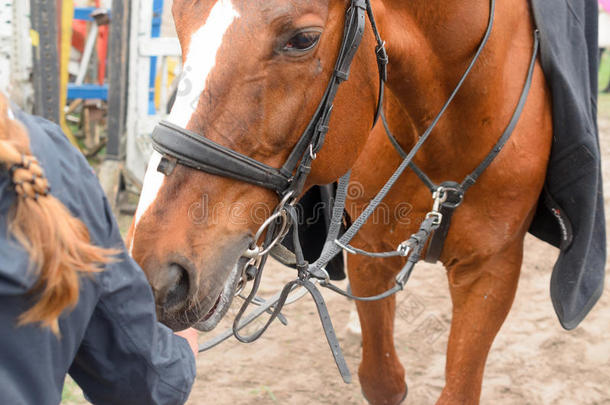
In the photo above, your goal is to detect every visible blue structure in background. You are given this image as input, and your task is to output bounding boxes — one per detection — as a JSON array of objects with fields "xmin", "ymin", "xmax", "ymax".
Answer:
[
  {"xmin": 67, "ymin": 83, "xmax": 108, "ymax": 100},
  {"xmin": 148, "ymin": 0, "xmax": 164, "ymax": 114},
  {"xmin": 73, "ymin": 7, "xmax": 97, "ymax": 21},
  {"xmin": 67, "ymin": 1, "xmax": 164, "ymax": 107},
  {"xmin": 67, "ymin": 7, "xmax": 110, "ymax": 101}
]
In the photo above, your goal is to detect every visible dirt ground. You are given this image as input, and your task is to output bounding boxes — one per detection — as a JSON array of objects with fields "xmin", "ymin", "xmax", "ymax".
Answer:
[{"xmin": 183, "ymin": 120, "xmax": 610, "ymax": 404}]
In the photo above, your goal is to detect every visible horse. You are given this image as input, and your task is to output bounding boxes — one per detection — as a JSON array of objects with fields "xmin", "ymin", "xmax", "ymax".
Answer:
[{"xmin": 128, "ymin": 0, "xmax": 552, "ymax": 403}]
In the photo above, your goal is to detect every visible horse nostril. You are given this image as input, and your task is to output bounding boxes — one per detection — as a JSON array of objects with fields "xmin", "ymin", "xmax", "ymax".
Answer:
[{"xmin": 161, "ymin": 263, "xmax": 191, "ymax": 311}]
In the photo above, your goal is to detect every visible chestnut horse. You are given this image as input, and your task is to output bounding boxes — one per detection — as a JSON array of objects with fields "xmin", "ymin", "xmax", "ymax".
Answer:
[{"xmin": 128, "ymin": 0, "xmax": 551, "ymax": 403}]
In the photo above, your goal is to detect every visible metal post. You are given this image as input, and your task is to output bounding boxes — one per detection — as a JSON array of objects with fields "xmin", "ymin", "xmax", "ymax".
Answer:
[
  {"xmin": 30, "ymin": 0, "xmax": 60, "ymax": 123},
  {"xmin": 107, "ymin": 0, "xmax": 129, "ymax": 160},
  {"xmin": 98, "ymin": 0, "xmax": 130, "ymax": 212}
]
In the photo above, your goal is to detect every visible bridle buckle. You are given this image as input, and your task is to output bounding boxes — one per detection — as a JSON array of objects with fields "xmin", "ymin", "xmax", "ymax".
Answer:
[{"xmin": 396, "ymin": 241, "xmax": 412, "ymax": 257}]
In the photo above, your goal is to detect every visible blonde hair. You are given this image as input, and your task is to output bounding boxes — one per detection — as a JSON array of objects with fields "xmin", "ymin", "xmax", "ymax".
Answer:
[{"xmin": 0, "ymin": 94, "xmax": 116, "ymax": 335}]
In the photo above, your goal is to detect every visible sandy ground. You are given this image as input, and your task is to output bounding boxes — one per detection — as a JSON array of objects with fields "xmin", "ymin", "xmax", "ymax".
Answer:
[{"xmin": 183, "ymin": 121, "xmax": 610, "ymax": 404}]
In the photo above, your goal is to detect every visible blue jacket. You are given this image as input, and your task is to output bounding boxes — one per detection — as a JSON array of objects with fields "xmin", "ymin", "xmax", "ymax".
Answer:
[{"xmin": 0, "ymin": 109, "xmax": 196, "ymax": 404}]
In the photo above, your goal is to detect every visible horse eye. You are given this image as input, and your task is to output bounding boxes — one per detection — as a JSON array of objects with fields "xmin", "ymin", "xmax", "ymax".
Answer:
[{"xmin": 283, "ymin": 30, "xmax": 322, "ymax": 54}]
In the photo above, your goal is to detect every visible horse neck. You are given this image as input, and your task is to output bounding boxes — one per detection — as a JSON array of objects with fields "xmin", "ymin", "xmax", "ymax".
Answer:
[{"xmin": 374, "ymin": 0, "xmax": 535, "ymax": 178}]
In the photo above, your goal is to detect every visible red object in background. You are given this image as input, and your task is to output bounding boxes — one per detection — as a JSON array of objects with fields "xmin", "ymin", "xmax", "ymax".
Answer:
[
  {"xmin": 97, "ymin": 29, "xmax": 108, "ymax": 84},
  {"xmin": 66, "ymin": 0, "xmax": 109, "ymax": 85},
  {"xmin": 72, "ymin": 20, "xmax": 87, "ymax": 53},
  {"xmin": 94, "ymin": 0, "xmax": 108, "ymax": 85}
]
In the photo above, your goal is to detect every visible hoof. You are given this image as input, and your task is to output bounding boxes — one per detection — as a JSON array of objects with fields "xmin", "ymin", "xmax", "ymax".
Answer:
[{"xmin": 362, "ymin": 381, "xmax": 408, "ymax": 405}]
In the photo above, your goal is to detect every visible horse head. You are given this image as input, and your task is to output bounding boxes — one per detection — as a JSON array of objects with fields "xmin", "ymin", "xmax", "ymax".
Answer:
[{"xmin": 128, "ymin": 0, "xmax": 380, "ymax": 331}]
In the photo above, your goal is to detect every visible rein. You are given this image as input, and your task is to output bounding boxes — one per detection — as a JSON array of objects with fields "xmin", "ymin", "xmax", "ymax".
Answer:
[{"xmin": 151, "ymin": 0, "xmax": 540, "ymax": 383}]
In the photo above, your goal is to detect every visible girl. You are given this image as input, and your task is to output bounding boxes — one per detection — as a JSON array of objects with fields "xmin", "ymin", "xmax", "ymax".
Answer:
[{"xmin": 0, "ymin": 93, "xmax": 198, "ymax": 405}]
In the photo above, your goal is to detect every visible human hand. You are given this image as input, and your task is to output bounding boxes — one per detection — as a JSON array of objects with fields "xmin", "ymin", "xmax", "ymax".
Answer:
[{"xmin": 175, "ymin": 328, "xmax": 199, "ymax": 358}]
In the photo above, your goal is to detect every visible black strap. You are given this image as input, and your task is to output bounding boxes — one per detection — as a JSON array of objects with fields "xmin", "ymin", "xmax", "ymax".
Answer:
[
  {"xmin": 320, "ymin": 216, "xmax": 438, "ymax": 299},
  {"xmin": 461, "ymin": 30, "xmax": 540, "ymax": 192},
  {"xmin": 198, "ymin": 288, "xmax": 290, "ymax": 352},
  {"xmin": 366, "ymin": 0, "xmax": 388, "ymax": 127},
  {"xmin": 299, "ymin": 279, "xmax": 352, "ymax": 383},
  {"xmin": 281, "ymin": 0, "xmax": 370, "ymax": 194},
  {"xmin": 424, "ymin": 183, "xmax": 464, "ymax": 263},
  {"xmin": 381, "ymin": 110, "xmax": 438, "ymax": 191},
  {"xmin": 151, "ymin": 121, "xmax": 292, "ymax": 192}
]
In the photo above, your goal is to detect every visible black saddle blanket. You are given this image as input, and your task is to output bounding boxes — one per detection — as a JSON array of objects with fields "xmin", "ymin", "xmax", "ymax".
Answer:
[
  {"xmin": 530, "ymin": 0, "xmax": 605, "ymax": 330},
  {"xmin": 285, "ymin": 0, "xmax": 606, "ymax": 330}
]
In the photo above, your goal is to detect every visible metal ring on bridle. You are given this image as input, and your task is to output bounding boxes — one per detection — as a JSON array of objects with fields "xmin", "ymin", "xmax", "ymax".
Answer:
[
  {"xmin": 256, "ymin": 210, "xmax": 289, "ymax": 256},
  {"xmin": 243, "ymin": 191, "xmax": 295, "ymax": 258}
]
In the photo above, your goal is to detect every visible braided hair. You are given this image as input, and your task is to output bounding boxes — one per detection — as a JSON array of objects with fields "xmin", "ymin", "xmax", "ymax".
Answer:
[{"xmin": 0, "ymin": 94, "xmax": 116, "ymax": 335}]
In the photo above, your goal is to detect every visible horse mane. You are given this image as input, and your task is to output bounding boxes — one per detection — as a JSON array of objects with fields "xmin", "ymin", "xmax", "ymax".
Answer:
[{"xmin": 0, "ymin": 93, "xmax": 117, "ymax": 336}]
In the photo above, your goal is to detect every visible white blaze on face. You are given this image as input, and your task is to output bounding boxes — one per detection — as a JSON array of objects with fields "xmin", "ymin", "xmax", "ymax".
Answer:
[
  {"xmin": 133, "ymin": 151, "xmax": 165, "ymax": 230},
  {"xmin": 132, "ymin": 1, "xmax": 240, "ymax": 238},
  {"xmin": 168, "ymin": 0, "xmax": 240, "ymax": 127}
]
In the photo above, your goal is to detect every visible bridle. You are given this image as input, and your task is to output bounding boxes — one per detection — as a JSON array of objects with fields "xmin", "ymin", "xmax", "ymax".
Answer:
[
  {"xmin": 151, "ymin": 0, "xmax": 540, "ymax": 383},
  {"xmin": 152, "ymin": 0, "xmax": 387, "ymax": 198}
]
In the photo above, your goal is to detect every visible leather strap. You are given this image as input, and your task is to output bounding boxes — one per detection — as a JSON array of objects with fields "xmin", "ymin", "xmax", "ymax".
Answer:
[
  {"xmin": 424, "ymin": 182, "xmax": 464, "ymax": 263},
  {"xmin": 299, "ymin": 278, "xmax": 352, "ymax": 383},
  {"xmin": 152, "ymin": 121, "xmax": 291, "ymax": 192},
  {"xmin": 381, "ymin": 110, "xmax": 437, "ymax": 191},
  {"xmin": 461, "ymin": 30, "xmax": 540, "ymax": 193}
]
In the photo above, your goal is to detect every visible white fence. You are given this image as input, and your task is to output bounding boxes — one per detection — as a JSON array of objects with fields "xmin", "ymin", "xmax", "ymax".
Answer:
[
  {"xmin": 126, "ymin": 0, "xmax": 181, "ymax": 182},
  {"xmin": 0, "ymin": 0, "xmax": 34, "ymax": 109}
]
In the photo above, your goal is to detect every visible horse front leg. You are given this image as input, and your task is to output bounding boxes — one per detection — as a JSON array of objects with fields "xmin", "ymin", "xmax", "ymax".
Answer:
[
  {"xmin": 437, "ymin": 238, "xmax": 524, "ymax": 405},
  {"xmin": 348, "ymin": 254, "xmax": 408, "ymax": 405}
]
